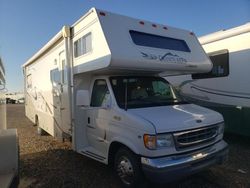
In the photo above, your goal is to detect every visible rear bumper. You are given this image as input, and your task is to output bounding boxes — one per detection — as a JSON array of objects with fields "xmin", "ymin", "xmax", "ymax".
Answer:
[{"xmin": 141, "ymin": 140, "xmax": 228, "ymax": 183}]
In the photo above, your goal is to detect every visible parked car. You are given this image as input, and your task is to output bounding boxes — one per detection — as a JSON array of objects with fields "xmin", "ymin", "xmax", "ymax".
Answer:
[
  {"xmin": 6, "ymin": 98, "xmax": 16, "ymax": 104},
  {"xmin": 16, "ymin": 98, "xmax": 24, "ymax": 104}
]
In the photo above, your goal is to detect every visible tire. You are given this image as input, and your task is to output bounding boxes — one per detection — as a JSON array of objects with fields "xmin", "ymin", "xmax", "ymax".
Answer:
[
  {"xmin": 36, "ymin": 117, "xmax": 46, "ymax": 136},
  {"xmin": 114, "ymin": 147, "xmax": 147, "ymax": 188}
]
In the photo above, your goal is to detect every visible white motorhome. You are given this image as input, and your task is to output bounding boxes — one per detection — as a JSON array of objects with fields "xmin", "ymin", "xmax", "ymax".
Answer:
[
  {"xmin": 23, "ymin": 8, "xmax": 228, "ymax": 187},
  {"xmin": 0, "ymin": 58, "xmax": 19, "ymax": 188},
  {"xmin": 168, "ymin": 23, "xmax": 250, "ymax": 136}
]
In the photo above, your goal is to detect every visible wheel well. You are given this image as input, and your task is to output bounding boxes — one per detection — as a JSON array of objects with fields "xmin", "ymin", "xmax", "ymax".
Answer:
[{"xmin": 108, "ymin": 142, "xmax": 134, "ymax": 167}]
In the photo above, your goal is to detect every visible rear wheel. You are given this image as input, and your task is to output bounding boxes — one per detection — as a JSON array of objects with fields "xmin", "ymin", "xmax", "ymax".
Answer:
[{"xmin": 114, "ymin": 147, "xmax": 147, "ymax": 188}]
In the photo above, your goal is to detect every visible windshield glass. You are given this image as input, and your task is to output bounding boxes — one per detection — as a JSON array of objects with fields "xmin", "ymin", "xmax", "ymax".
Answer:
[{"xmin": 110, "ymin": 76, "xmax": 187, "ymax": 109}]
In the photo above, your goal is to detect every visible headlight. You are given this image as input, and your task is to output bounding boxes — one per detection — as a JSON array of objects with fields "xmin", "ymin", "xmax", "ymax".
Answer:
[
  {"xmin": 156, "ymin": 134, "xmax": 173, "ymax": 148},
  {"xmin": 218, "ymin": 122, "xmax": 225, "ymax": 134},
  {"xmin": 143, "ymin": 134, "xmax": 173, "ymax": 150}
]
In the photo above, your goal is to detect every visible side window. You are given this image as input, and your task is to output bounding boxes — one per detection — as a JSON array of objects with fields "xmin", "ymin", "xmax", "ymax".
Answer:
[
  {"xmin": 192, "ymin": 49, "xmax": 229, "ymax": 79},
  {"xmin": 50, "ymin": 68, "xmax": 60, "ymax": 84},
  {"xmin": 74, "ymin": 33, "xmax": 92, "ymax": 58},
  {"xmin": 26, "ymin": 74, "xmax": 32, "ymax": 89},
  {"xmin": 90, "ymin": 79, "xmax": 109, "ymax": 107}
]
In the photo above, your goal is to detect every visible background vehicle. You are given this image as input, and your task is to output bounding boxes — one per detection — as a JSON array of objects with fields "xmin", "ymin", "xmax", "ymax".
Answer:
[
  {"xmin": 168, "ymin": 23, "xmax": 250, "ymax": 136},
  {"xmin": 16, "ymin": 98, "xmax": 25, "ymax": 104},
  {"xmin": 6, "ymin": 92, "xmax": 24, "ymax": 104},
  {"xmin": 6, "ymin": 98, "xmax": 16, "ymax": 104},
  {"xmin": 23, "ymin": 8, "xmax": 228, "ymax": 187}
]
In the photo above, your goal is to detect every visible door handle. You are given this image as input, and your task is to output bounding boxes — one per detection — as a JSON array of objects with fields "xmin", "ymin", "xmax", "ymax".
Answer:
[
  {"xmin": 86, "ymin": 117, "xmax": 95, "ymax": 129},
  {"xmin": 87, "ymin": 125, "xmax": 95, "ymax": 129}
]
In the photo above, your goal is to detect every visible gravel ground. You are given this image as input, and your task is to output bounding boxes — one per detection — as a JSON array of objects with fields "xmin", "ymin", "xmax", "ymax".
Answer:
[{"xmin": 7, "ymin": 104, "xmax": 250, "ymax": 188}]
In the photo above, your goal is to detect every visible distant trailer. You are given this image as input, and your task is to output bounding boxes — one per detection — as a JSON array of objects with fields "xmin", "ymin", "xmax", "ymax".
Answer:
[
  {"xmin": 0, "ymin": 58, "xmax": 19, "ymax": 188},
  {"xmin": 168, "ymin": 23, "xmax": 250, "ymax": 136}
]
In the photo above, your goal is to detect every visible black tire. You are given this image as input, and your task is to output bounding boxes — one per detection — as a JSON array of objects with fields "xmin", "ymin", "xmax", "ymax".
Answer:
[
  {"xmin": 114, "ymin": 147, "xmax": 147, "ymax": 188},
  {"xmin": 36, "ymin": 117, "xmax": 46, "ymax": 136}
]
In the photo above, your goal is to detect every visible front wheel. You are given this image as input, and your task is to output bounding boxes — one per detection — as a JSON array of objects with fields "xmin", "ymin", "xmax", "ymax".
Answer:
[{"xmin": 114, "ymin": 148, "xmax": 147, "ymax": 188}]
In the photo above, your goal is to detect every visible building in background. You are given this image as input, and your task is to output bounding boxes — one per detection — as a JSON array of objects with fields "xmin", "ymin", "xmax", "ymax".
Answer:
[{"xmin": 0, "ymin": 57, "xmax": 19, "ymax": 188}]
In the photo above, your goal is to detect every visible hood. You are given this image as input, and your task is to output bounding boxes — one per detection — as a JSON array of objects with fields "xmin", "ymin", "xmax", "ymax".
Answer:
[{"xmin": 127, "ymin": 104, "xmax": 223, "ymax": 133}]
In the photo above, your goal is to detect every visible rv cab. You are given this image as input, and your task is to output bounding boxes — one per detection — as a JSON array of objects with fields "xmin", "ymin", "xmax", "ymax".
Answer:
[{"xmin": 74, "ymin": 74, "xmax": 228, "ymax": 184}]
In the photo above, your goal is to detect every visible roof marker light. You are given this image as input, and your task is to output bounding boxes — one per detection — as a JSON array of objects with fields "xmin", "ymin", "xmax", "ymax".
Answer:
[
  {"xmin": 139, "ymin": 21, "xmax": 145, "ymax": 25},
  {"xmin": 152, "ymin": 24, "xmax": 157, "ymax": 28},
  {"xmin": 190, "ymin": 32, "xmax": 195, "ymax": 36},
  {"xmin": 163, "ymin": 26, "xmax": 168, "ymax": 30},
  {"xmin": 99, "ymin": 12, "xmax": 106, "ymax": 16}
]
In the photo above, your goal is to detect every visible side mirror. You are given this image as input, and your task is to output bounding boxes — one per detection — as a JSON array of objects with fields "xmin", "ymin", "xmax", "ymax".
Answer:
[
  {"xmin": 76, "ymin": 90, "xmax": 90, "ymax": 107},
  {"xmin": 102, "ymin": 94, "xmax": 112, "ymax": 109}
]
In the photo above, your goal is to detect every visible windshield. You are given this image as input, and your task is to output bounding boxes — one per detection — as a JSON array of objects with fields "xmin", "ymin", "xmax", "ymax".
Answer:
[{"xmin": 110, "ymin": 76, "xmax": 187, "ymax": 109}]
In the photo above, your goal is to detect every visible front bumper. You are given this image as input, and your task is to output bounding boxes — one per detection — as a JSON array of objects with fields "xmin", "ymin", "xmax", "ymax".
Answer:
[{"xmin": 141, "ymin": 140, "xmax": 228, "ymax": 183}]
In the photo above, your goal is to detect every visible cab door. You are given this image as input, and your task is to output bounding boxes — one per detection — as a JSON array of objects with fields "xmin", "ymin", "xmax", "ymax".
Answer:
[{"xmin": 85, "ymin": 79, "xmax": 111, "ymax": 156}]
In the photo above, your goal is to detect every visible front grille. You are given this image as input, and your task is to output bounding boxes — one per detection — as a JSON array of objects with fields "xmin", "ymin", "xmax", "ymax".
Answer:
[{"xmin": 173, "ymin": 125, "xmax": 218, "ymax": 150}]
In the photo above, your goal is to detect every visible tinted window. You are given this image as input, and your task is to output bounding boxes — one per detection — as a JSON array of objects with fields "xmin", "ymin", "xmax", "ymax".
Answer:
[
  {"xmin": 74, "ymin": 33, "xmax": 92, "ymax": 58},
  {"xmin": 130, "ymin": 30, "xmax": 191, "ymax": 52},
  {"xmin": 110, "ymin": 76, "xmax": 185, "ymax": 109},
  {"xmin": 90, "ymin": 80, "xmax": 109, "ymax": 107},
  {"xmin": 50, "ymin": 68, "xmax": 60, "ymax": 84},
  {"xmin": 26, "ymin": 74, "xmax": 32, "ymax": 89},
  {"xmin": 192, "ymin": 49, "xmax": 229, "ymax": 79}
]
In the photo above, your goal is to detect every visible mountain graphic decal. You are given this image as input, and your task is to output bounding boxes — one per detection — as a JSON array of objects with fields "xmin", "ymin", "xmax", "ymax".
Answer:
[{"xmin": 140, "ymin": 51, "xmax": 187, "ymax": 64}]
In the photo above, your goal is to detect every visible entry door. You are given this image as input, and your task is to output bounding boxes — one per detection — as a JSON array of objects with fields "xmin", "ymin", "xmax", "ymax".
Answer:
[
  {"xmin": 86, "ymin": 79, "xmax": 110, "ymax": 156},
  {"xmin": 59, "ymin": 51, "xmax": 71, "ymax": 134}
]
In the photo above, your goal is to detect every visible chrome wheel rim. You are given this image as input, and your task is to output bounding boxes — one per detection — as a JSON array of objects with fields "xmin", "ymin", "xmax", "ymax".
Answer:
[{"xmin": 116, "ymin": 156, "xmax": 134, "ymax": 185}]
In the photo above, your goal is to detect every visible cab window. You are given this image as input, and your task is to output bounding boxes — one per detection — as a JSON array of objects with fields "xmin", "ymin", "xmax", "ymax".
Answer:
[{"xmin": 90, "ymin": 79, "xmax": 109, "ymax": 107}]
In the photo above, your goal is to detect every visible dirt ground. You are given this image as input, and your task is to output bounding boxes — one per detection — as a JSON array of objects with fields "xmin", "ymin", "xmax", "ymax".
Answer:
[{"xmin": 7, "ymin": 104, "xmax": 250, "ymax": 188}]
